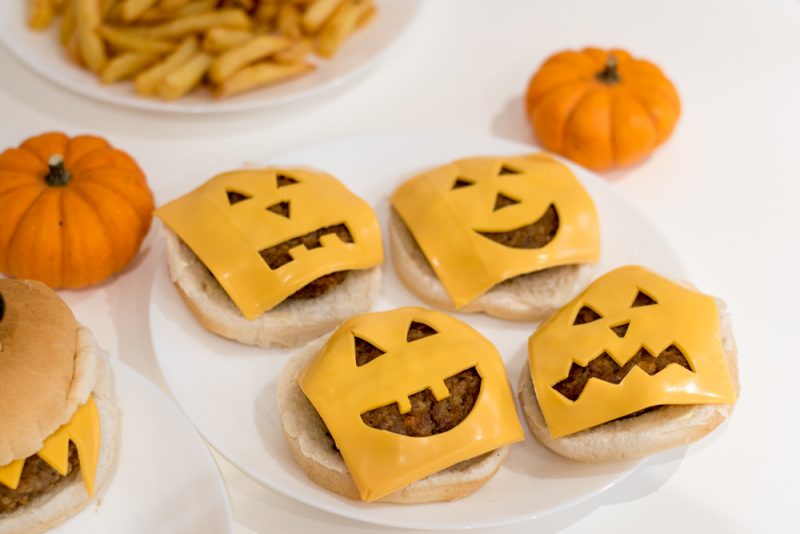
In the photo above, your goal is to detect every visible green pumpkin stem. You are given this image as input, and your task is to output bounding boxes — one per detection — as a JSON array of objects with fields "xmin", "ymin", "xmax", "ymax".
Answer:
[
  {"xmin": 596, "ymin": 54, "xmax": 621, "ymax": 84},
  {"xmin": 45, "ymin": 155, "xmax": 71, "ymax": 187}
]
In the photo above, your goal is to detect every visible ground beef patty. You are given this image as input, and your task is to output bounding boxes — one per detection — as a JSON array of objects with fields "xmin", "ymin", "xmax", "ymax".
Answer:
[{"xmin": 0, "ymin": 443, "xmax": 80, "ymax": 514}]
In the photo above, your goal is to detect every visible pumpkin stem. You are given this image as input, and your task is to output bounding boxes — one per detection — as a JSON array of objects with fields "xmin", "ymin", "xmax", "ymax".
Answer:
[
  {"xmin": 596, "ymin": 54, "xmax": 621, "ymax": 84},
  {"xmin": 45, "ymin": 155, "xmax": 71, "ymax": 187}
]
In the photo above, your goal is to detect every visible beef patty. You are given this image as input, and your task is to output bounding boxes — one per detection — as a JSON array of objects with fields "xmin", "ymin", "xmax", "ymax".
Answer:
[{"xmin": 0, "ymin": 443, "xmax": 80, "ymax": 514}]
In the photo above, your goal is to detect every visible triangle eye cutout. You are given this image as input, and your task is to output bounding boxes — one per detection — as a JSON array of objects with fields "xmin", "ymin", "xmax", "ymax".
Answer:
[
  {"xmin": 631, "ymin": 290, "xmax": 657, "ymax": 307},
  {"xmin": 610, "ymin": 322, "xmax": 630, "ymax": 338},
  {"xmin": 573, "ymin": 305, "xmax": 602, "ymax": 325},
  {"xmin": 226, "ymin": 190, "xmax": 251, "ymax": 205},
  {"xmin": 266, "ymin": 201, "xmax": 290, "ymax": 218},
  {"xmin": 493, "ymin": 193, "xmax": 520, "ymax": 211},
  {"xmin": 354, "ymin": 336, "xmax": 386, "ymax": 366},
  {"xmin": 407, "ymin": 321, "xmax": 438, "ymax": 342},
  {"xmin": 276, "ymin": 174, "xmax": 298, "ymax": 187},
  {"xmin": 452, "ymin": 177, "xmax": 474, "ymax": 189},
  {"xmin": 499, "ymin": 165, "xmax": 521, "ymax": 175}
]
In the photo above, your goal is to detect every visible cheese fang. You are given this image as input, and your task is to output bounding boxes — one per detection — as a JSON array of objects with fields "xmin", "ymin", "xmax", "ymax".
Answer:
[{"xmin": 0, "ymin": 397, "xmax": 101, "ymax": 495}]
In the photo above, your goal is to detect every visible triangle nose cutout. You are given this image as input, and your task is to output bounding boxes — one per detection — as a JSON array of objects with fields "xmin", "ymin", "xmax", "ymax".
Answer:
[{"xmin": 610, "ymin": 322, "xmax": 630, "ymax": 338}]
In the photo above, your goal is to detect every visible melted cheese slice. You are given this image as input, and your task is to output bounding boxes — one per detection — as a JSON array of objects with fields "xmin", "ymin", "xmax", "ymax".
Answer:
[
  {"xmin": 155, "ymin": 168, "xmax": 383, "ymax": 319},
  {"xmin": 529, "ymin": 266, "xmax": 738, "ymax": 437},
  {"xmin": 299, "ymin": 307, "xmax": 524, "ymax": 501},
  {"xmin": 0, "ymin": 397, "xmax": 101, "ymax": 495},
  {"xmin": 391, "ymin": 154, "xmax": 600, "ymax": 308}
]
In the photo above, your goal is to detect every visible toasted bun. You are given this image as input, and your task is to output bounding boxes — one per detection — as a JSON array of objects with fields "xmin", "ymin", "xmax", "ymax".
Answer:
[
  {"xmin": 388, "ymin": 211, "xmax": 594, "ymax": 321},
  {"xmin": 277, "ymin": 337, "xmax": 509, "ymax": 503},
  {"xmin": 0, "ymin": 327, "xmax": 119, "ymax": 534},
  {"xmin": 163, "ymin": 227, "xmax": 382, "ymax": 348},
  {"xmin": 0, "ymin": 280, "xmax": 97, "ymax": 465},
  {"xmin": 518, "ymin": 301, "xmax": 740, "ymax": 462}
]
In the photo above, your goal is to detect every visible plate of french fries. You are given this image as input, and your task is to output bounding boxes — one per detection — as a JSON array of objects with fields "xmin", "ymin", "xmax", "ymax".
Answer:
[{"xmin": 2, "ymin": 0, "xmax": 421, "ymax": 112}]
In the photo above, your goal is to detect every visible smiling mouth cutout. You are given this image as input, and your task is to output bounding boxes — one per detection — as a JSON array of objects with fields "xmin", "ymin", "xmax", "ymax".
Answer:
[
  {"xmin": 476, "ymin": 204, "xmax": 559, "ymax": 249},
  {"xmin": 553, "ymin": 345, "xmax": 694, "ymax": 401}
]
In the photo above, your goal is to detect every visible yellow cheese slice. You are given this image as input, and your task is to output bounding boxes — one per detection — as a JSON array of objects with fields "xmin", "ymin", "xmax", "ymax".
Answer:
[
  {"xmin": 155, "ymin": 168, "xmax": 383, "ymax": 320},
  {"xmin": 0, "ymin": 396, "xmax": 101, "ymax": 495},
  {"xmin": 529, "ymin": 266, "xmax": 738, "ymax": 438},
  {"xmin": 391, "ymin": 154, "xmax": 600, "ymax": 308},
  {"xmin": 300, "ymin": 307, "xmax": 524, "ymax": 501}
]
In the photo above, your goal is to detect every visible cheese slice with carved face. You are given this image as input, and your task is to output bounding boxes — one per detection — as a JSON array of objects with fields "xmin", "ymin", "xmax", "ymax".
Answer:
[
  {"xmin": 299, "ymin": 307, "xmax": 524, "ymax": 502},
  {"xmin": 391, "ymin": 154, "xmax": 600, "ymax": 308},
  {"xmin": 156, "ymin": 168, "xmax": 383, "ymax": 319},
  {"xmin": 529, "ymin": 266, "xmax": 738, "ymax": 438}
]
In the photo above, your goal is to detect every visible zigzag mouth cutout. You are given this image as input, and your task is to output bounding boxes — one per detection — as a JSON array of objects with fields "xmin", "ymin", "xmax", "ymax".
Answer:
[{"xmin": 552, "ymin": 344, "xmax": 693, "ymax": 401}]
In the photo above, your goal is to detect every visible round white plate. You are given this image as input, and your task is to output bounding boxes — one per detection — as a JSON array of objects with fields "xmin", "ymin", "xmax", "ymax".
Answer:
[
  {"xmin": 0, "ymin": 1, "xmax": 422, "ymax": 114},
  {"xmin": 52, "ymin": 357, "xmax": 233, "ymax": 534},
  {"xmin": 149, "ymin": 131, "xmax": 688, "ymax": 530}
]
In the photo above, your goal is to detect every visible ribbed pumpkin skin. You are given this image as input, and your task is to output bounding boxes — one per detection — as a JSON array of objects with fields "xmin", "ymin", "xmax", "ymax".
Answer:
[
  {"xmin": 525, "ymin": 47, "xmax": 681, "ymax": 171},
  {"xmin": 0, "ymin": 132, "xmax": 154, "ymax": 288}
]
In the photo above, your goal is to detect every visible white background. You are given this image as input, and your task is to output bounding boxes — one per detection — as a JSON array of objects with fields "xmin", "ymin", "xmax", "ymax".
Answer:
[{"xmin": 1, "ymin": 0, "xmax": 798, "ymax": 532}]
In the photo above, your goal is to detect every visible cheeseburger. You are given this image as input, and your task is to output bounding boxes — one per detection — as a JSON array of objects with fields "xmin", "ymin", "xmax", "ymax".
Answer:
[{"xmin": 0, "ymin": 280, "xmax": 117, "ymax": 534}]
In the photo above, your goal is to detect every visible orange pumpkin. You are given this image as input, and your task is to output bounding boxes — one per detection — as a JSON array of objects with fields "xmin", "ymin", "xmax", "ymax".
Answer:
[
  {"xmin": 525, "ymin": 47, "xmax": 681, "ymax": 171},
  {"xmin": 0, "ymin": 132, "xmax": 154, "ymax": 288}
]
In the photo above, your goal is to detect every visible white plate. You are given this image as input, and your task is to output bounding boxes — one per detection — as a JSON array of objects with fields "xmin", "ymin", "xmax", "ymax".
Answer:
[
  {"xmin": 149, "ymin": 131, "xmax": 689, "ymax": 530},
  {"xmin": 52, "ymin": 357, "xmax": 233, "ymax": 534},
  {"xmin": 0, "ymin": 1, "xmax": 422, "ymax": 114}
]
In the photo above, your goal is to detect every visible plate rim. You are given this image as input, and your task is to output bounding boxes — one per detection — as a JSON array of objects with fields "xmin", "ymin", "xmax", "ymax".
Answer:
[{"xmin": 148, "ymin": 130, "xmax": 687, "ymax": 529}]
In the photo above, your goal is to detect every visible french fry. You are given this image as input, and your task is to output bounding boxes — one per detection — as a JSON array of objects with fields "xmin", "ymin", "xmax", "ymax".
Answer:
[
  {"xmin": 134, "ymin": 35, "xmax": 197, "ymax": 95},
  {"xmin": 272, "ymin": 38, "xmax": 311, "ymax": 64},
  {"xmin": 100, "ymin": 25, "xmax": 175, "ymax": 54},
  {"xmin": 59, "ymin": 1, "xmax": 77, "ymax": 45},
  {"xmin": 29, "ymin": 0, "xmax": 56, "ymax": 30},
  {"xmin": 77, "ymin": 0, "xmax": 108, "ymax": 73},
  {"xmin": 254, "ymin": 2, "xmax": 280, "ymax": 26},
  {"xmin": 316, "ymin": 0, "xmax": 370, "ymax": 58},
  {"xmin": 202, "ymin": 27, "xmax": 253, "ymax": 53},
  {"xmin": 209, "ymin": 35, "xmax": 292, "ymax": 83},
  {"xmin": 158, "ymin": 0, "xmax": 190, "ymax": 10},
  {"xmin": 175, "ymin": 0, "xmax": 216, "ymax": 17},
  {"xmin": 158, "ymin": 51, "xmax": 212, "ymax": 100},
  {"xmin": 121, "ymin": 0, "xmax": 158, "ymax": 21},
  {"xmin": 276, "ymin": 3, "xmax": 302, "ymax": 39},
  {"xmin": 301, "ymin": 0, "xmax": 343, "ymax": 33},
  {"xmin": 356, "ymin": 3, "xmax": 375, "ymax": 28},
  {"xmin": 101, "ymin": 0, "xmax": 118, "ymax": 16},
  {"xmin": 101, "ymin": 51, "xmax": 157, "ymax": 83},
  {"xmin": 216, "ymin": 61, "xmax": 313, "ymax": 98},
  {"xmin": 146, "ymin": 9, "xmax": 252, "ymax": 39}
]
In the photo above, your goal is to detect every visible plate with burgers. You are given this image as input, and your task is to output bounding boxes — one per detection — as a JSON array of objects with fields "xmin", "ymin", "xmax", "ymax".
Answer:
[
  {"xmin": 147, "ymin": 131, "xmax": 726, "ymax": 529},
  {"xmin": 0, "ymin": 279, "xmax": 232, "ymax": 534}
]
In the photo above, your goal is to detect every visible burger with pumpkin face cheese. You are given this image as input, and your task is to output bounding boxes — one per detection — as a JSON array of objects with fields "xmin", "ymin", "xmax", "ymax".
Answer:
[{"xmin": 0, "ymin": 279, "xmax": 118, "ymax": 534}]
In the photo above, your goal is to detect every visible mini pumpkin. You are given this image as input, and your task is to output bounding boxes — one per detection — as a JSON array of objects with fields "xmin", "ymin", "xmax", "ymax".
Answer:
[
  {"xmin": 0, "ymin": 132, "xmax": 154, "ymax": 288},
  {"xmin": 525, "ymin": 47, "xmax": 681, "ymax": 171}
]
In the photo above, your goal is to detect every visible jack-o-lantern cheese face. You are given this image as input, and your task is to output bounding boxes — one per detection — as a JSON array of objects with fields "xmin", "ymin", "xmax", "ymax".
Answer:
[
  {"xmin": 299, "ymin": 307, "xmax": 523, "ymax": 502},
  {"xmin": 156, "ymin": 168, "xmax": 383, "ymax": 319},
  {"xmin": 529, "ymin": 266, "xmax": 738, "ymax": 438},
  {"xmin": 391, "ymin": 154, "xmax": 600, "ymax": 308}
]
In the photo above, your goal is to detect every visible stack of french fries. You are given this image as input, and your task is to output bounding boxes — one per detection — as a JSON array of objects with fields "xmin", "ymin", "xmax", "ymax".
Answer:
[{"xmin": 27, "ymin": 0, "xmax": 376, "ymax": 100}]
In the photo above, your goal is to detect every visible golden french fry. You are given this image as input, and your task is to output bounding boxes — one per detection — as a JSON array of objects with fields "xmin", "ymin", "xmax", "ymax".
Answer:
[
  {"xmin": 276, "ymin": 3, "xmax": 302, "ymax": 39},
  {"xmin": 77, "ymin": 0, "xmax": 107, "ymax": 73},
  {"xmin": 101, "ymin": 52, "xmax": 158, "ymax": 83},
  {"xmin": 29, "ymin": 0, "xmax": 55, "ymax": 29},
  {"xmin": 254, "ymin": 2, "xmax": 279, "ymax": 26},
  {"xmin": 202, "ymin": 27, "xmax": 253, "ymax": 53},
  {"xmin": 316, "ymin": 0, "xmax": 370, "ymax": 58},
  {"xmin": 175, "ymin": 0, "xmax": 215, "ymax": 16},
  {"xmin": 100, "ymin": 26, "xmax": 175, "ymax": 54},
  {"xmin": 272, "ymin": 38, "xmax": 311, "ymax": 64},
  {"xmin": 158, "ymin": 51, "xmax": 212, "ymax": 100},
  {"xmin": 121, "ymin": 0, "xmax": 157, "ymax": 21},
  {"xmin": 158, "ymin": 0, "xmax": 190, "ymax": 10},
  {"xmin": 356, "ymin": 3, "xmax": 375, "ymax": 28},
  {"xmin": 134, "ymin": 36, "xmax": 197, "ymax": 95},
  {"xmin": 60, "ymin": 1, "xmax": 77, "ymax": 45},
  {"xmin": 209, "ymin": 35, "xmax": 292, "ymax": 83},
  {"xmin": 302, "ymin": 0, "xmax": 343, "ymax": 33},
  {"xmin": 101, "ymin": 0, "xmax": 118, "ymax": 15},
  {"xmin": 146, "ymin": 9, "xmax": 252, "ymax": 39},
  {"xmin": 216, "ymin": 61, "xmax": 313, "ymax": 98}
]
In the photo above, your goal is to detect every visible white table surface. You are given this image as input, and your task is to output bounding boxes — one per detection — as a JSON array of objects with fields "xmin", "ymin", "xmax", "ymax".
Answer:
[{"xmin": 1, "ymin": 0, "xmax": 798, "ymax": 532}]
